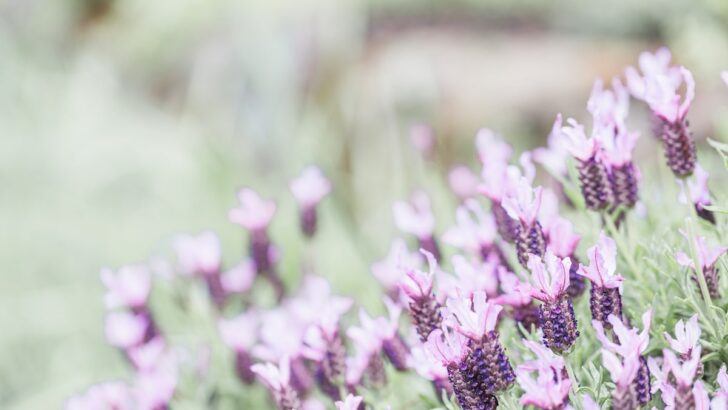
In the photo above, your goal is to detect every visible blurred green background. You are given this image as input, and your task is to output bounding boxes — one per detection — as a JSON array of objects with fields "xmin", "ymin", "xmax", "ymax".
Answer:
[{"xmin": 3, "ymin": 0, "xmax": 728, "ymax": 407}]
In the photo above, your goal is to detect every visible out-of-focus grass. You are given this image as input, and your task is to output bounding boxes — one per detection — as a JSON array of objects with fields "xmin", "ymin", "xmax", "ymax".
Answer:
[{"xmin": 2, "ymin": 0, "xmax": 728, "ymax": 408}]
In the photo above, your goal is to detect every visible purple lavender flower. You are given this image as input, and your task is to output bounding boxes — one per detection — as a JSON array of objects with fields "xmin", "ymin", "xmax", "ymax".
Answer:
[
  {"xmin": 371, "ymin": 239, "xmax": 422, "ymax": 301},
  {"xmin": 252, "ymin": 356, "xmax": 302, "ymax": 410},
  {"xmin": 493, "ymin": 270, "xmax": 539, "ymax": 332},
  {"xmin": 628, "ymin": 52, "xmax": 697, "ymax": 177},
  {"xmin": 594, "ymin": 310, "xmax": 652, "ymax": 407},
  {"xmin": 680, "ymin": 164, "xmax": 715, "ymax": 224},
  {"xmin": 501, "ymin": 176, "xmax": 546, "ymax": 267},
  {"xmin": 676, "ymin": 234, "xmax": 728, "ymax": 299},
  {"xmin": 302, "ymin": 310, "xmax": 350, "ymax": 400},
  {"xmin": 562, "ymin": 119, "xmax": 614, "ymax": 211},
  {"xmin": 289, "ymin": 166, "xmax": 331, "ymax": 238},
  {"xmin": 516, "ymin": 340, "xmax": 571, "ymax": 409},
  {"xmin": 578, "ymin": 232, "xmax": 624, "ymax": 328},
  {"xmin": 527, "ymin": 252, "xmax": 578, "ymax": 353},
  {"xmin": 228, "ymin": 189, "xmax": 285, "ymax": 298},
  {"xmin": 173, "ymin": 231, "xmax": 227, "ymax": 306},
  {"xmin": 442, "ymin": 200, "xmax": 504, "ymax": 265},
  {"xmin": 425, "ymin": 327, "xmax": 497, "ymax": 410},
  {"xmin": 219, "ymin": 311, "xmax": 259, "ymax": 384},
  {"xmin": 399, "ymin": 250, "xmax": 443, "ymax": 342},
  {"xmin": 100, "ymin": 265, "xmax": 151, "ymax": 310},
  {"xmin": 546, "ymin": 217, "xmax": 584, "ymax": 298},
  {"xmin": 445, "ymin": 291, "xmax": 515, "ymax": 396},
  {"xmin": 480, "ymin": 159, "xmax": 520, "ymax": 244},
  {"xmin": 393, "ymin": 191, "xmax": 441, "ymax": 260},
  {"xmin": 335, "ymin": 394, "xmax": 364, "ymax": 410}
]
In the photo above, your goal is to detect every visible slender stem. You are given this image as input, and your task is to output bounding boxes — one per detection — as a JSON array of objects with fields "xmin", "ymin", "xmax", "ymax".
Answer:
[{"xmin": 684, "ymin": 218, "xmax": 721, "ymax": 338}]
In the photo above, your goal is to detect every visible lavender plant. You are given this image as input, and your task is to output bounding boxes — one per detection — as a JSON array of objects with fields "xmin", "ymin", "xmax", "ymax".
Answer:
[{"xmin": 67, "ymin": 48, "xmax": 728, "ymax": 410}]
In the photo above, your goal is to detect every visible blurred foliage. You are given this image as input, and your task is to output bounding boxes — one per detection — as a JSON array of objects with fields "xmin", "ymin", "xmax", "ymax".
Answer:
[{"xmin": 3, "ymin": 0, "xmax": 728, "ymax": 408}]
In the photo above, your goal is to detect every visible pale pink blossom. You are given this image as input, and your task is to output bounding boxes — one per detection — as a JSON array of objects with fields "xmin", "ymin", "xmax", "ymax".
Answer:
[
  {"xmin": 603, "ymin": 130, "xmax": 640, "ymax": 167},
  {"xmin": 679, "ymin": 164, "xmax": 711, "ymax": 207},
  {"xmin": 676, "ymin": 234, "xmax": 728, "ymax": 271},
  {"xmin": 642, "ymin": 67, "xmax": 695, "ymax": 123},
  {"xmin": 479, "ymin": 162, "xmax": 522, "ymax": 202},
  {"xmin": 100, "ymin": 264, "xmax": 151, "ymax": 309},
  {"xmin": 517, "ymin": 363, "xmax": 571, "ymax": 410},
  {"xmin": 173, "ymin": 231, "xmax": 222, "ymax": 276},
  {"xmin": 371, "ymin": 239, "xmax": 422, "ymax": 294},
  {"xmin": 335, "ymin": 394, "xmax": 364, "ymax": 410},
  {"xmin": 533, "ymin": 114, "xmax": 570, "ymax": 176},
  {"xmin": 537, "ymin": 188, "xmax": 560, "ymax": 232},
  {"xmin": 220, "ymin": 259, "xmax": 256, "ymax": 293},
  {"xmin": 593, "ymin": 310, "xmax": 652, "ymax": 359},
  {"xmin": 442, "ymin": 200, "xmax": 497, "ymax": 256},
  {"xmin": 493, "ymin": 269, "xmax": 532, "ymax": 307},
  {"xmin": 301, "ymin": 307, "xmax": 350, "ymax": 362},
  {"xmin": 424, "ymin": 327, "xmax": 469, "ymax": 365},
  {"xmin": 398, "ymin": 250, "xmax": 437, "ymax": 301},
  {"xmin": 519, "ymin": 340, "xmax": 566, "ymax": 374},
  {"xmin": 287, "ymin": 276, "xmax": 353, "ymax": 326},
  {"xmin": 228, "ymin": 188, "xmax": 276, "ymax": 232},
  {"xmin": 289, "ymin": 166, "xmax": 331, "ymax": 209},
  {"xmin": 717, "ymin": 365, "xmax": 728, "ymax": 398},
  {"xmin": 693, "ymin": 380, "xmax": 711, "ymax": 410},
  {"xmin": 664, "ymin": 314, "xmax": 700, "ymax": 357},
  {"xmin": 526, "ymin": 252, "xmax": 571, "ymax": 302},
  {"xmin": 105, "ymin": 311, "xmax": 148, "ymax": 349},
  {"xmin": 448, "ymin": 165, "xmax": 480, "ymax": 199},
  {"xmin": 501, "ymin": 176, "xmax": 543, "ymax": 225},
  {"xmin": 128, "ymin": 337, "xmax": 166, "ymax": 371},
  {"xmin": 65, "ymin": 382, "xmax": 135, "ymax": 410},
  {"xmin": 219, "ymin": 311, "xmax": 259, "ymax": 353},
  {"xmin": 408, "ymin": 345, "xmax": 448, "ymax": 381},
  {"xmin": 625, "ymin": 48, "xmax": 682, "ymax": 100},
  {"xmin": 664, "ymin": 346, "xmax": 702, "ymax": 387},
  {"xmin": 393, "ymin": 191, "xmax": 435, "ymax": 239},
  {"xmin": 253, "ymin": 308, "xmax": 308, "ymax": 361},
  {"xmin": 475, "ymin": 128, "xmax": 512, "ymax": 167},
  {"xmin": 561, "ymin": 118, "xmax": 599, "ymax": 161},
  {"xmin": 587, "ymin": 78, "xmax": 630, "ymax": 134},
  {"xmin": 602, "ymin": 348, "xmax": 640, "ymax": 389},
  {"xmin": 251, "ymin": 355, "xmax": 292, "ymax": 393},
  {"xmin": 438, "ymin": 255, "xmax": 499, "ymax": 299},
  {"xmin": 578, "ymin": 232, "xmax": 623, "ymax": 288},
  {"xmin": 444, "ymin": 291, "xmax": 502, "ymax": 340},
  {"xmin": 134, "ymin": 352, "xmax": 178, "ymax": 410},
  {"xmin": 546, "ymin": 217, "xmax": 580, "ymax": 258},
  {"xmin": 348, "ymin": 299, "xmax": 401, "ymax": 346},
  {"xmin": 581, "ymin": 394, "xmax": 601, "ymax": 410},
  {"xmin": 722, "ymin": 71, "xmax": 728, "ymax": 87}
]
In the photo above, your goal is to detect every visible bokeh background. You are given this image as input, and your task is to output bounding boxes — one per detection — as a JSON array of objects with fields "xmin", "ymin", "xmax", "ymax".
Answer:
[{"xmin": 4, "ymin": 0, "xmax": 728, "ymax": 407}]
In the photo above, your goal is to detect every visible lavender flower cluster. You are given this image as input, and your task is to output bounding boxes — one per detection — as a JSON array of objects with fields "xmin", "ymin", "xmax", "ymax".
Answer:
[{"xmin": 67, "ymin": 48, "xmax": 728, "ymax": 410}]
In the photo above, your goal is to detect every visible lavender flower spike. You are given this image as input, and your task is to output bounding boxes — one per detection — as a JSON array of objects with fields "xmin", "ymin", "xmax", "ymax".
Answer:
[
  {"xmin": 446, "ymin": 291, "xmax": 515, "ymax": 396},
  {"xmin": 219, "ymin": 311, "xmax": 259, "ymax": 384},
  {"xmin": 425, "ymin": 327, "xmax": 494, "ymax": 410},
  {"xmin": 289, "ymin": 166, "xmax": 331, "ymax": 238},
  {"xmin": 251, "ymin": 356, "xmax": 301, "ymax": 410},
  {"xmin": 594, "ymin": 310, "xmax": 653, "ymax": 407},
  {"xmin": 680, "ymin": 164, "xmax": 716, "ymax": 224},
  {"xmin": 635, "ymin": 61, "xmax": 697, "ymax": 177},
  {"xmin": 676, "ymin": 234, "xmax": 728, "ymax": 299},
  {"xmin": 578, "ymin": 232, "xmax": 624, "ymax": 328},
  {"xmin": 399, "ymin": 250, "xmax": 443, "ymax": 342},
  {"xmin": 547, "ymin": 217, "xmax": 584, "ymax": 298},
  {"xmin": 516, "ymin": 340, "xmax": 571, "ymax": 410},
  {"xmin": 562, "ymin": 119, "xmax": 613, "ymax": 210},
  {"xmin": 502, "ymin": 176, "xmax": 546, "ymax": 267},
  {"xmin": 527, "ymin": 252, "xmax": 578, "ymax": 353}
]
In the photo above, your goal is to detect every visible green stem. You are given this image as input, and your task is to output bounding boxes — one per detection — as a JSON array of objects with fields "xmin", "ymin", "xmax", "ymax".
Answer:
[{"xmin": 603, "ymin": 213, "xmax": 648, "ymax": 292}]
